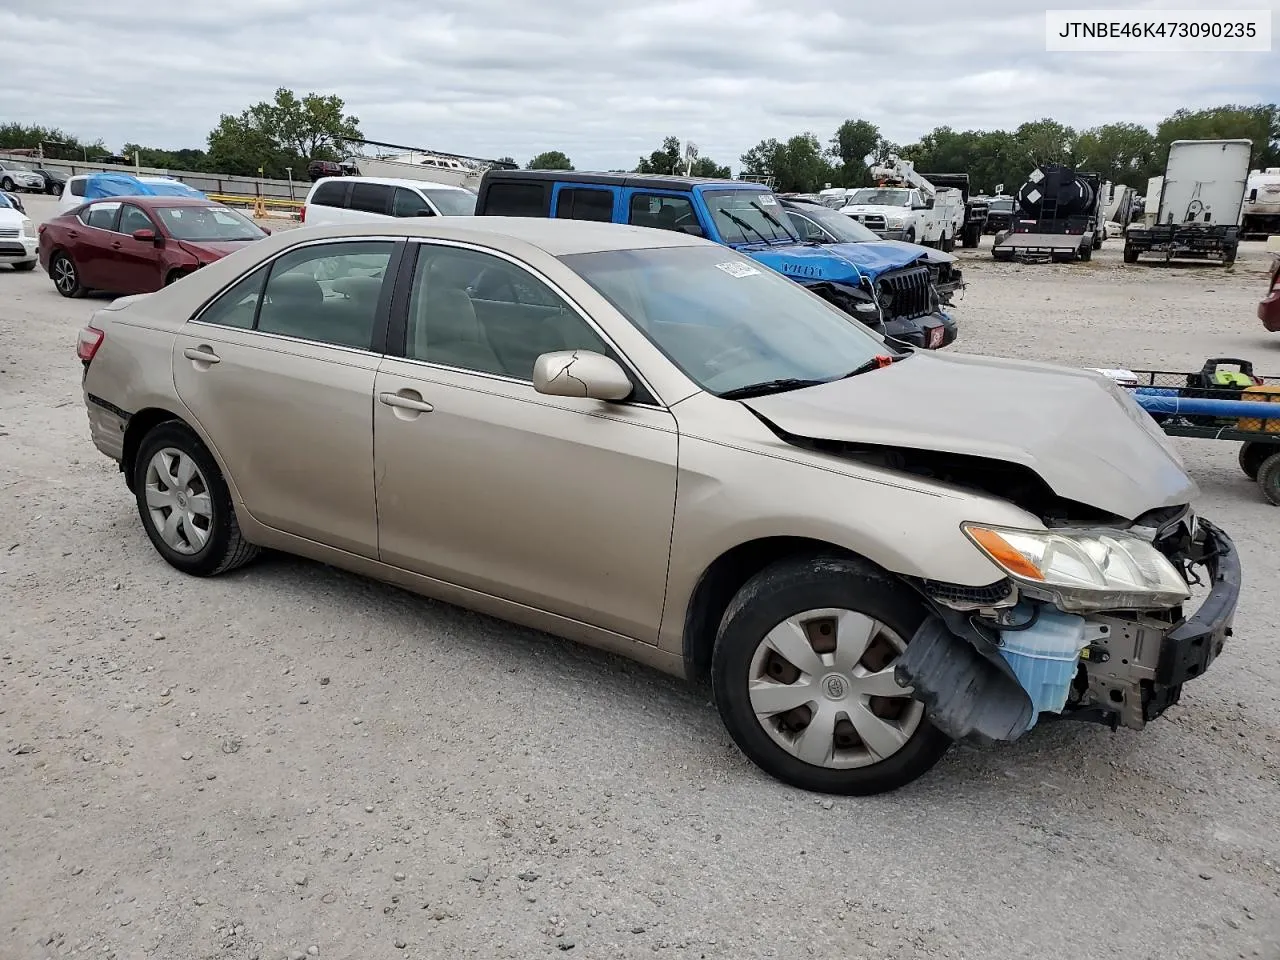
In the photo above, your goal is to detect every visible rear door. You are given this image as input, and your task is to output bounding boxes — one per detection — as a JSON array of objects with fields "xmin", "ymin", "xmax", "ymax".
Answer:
[
  {"xmin": 551, "ymin": 184, "xmax": 619, "ymax": 222},
  {"xmin": 171, "ymin": 237, "xmax": 401, "ymax": 557},
  {"xmin": 303, "ymin": 179, "xmax": 350, "ymax": 226},
  {"xmin": 74, "ymin": 201, "xmax": 123, "ymax": 289},
  {"xmin": 346, "ymin": 182, "xmax": 393, "ymax": 222}
]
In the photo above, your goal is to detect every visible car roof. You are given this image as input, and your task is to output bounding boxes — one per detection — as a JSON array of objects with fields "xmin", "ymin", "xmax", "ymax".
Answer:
[
  {"xmin": 310, "ymin": 175, "xmax": 472, "ymax": 193},
  {"xmin": 480, "ymin": 169, "xmax": 766, "ymax": 192},
  {"xmin": 78, "ymin": 195, "xmax": 218, "ymax": 210},
  {"xmin": 271, "ymin": 216, "xmax": 709, "ymax": 256}
]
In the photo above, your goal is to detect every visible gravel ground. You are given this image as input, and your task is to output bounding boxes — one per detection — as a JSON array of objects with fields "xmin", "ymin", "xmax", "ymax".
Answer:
[{"xmin": 2, "ymin": 194, "xmax": 1278, "ymax": 960}]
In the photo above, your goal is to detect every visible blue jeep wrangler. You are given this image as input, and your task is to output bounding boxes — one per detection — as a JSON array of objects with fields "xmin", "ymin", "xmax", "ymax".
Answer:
[{"xmin": 473, "ymin": 171, "xmax": 958, "ymax": 349}]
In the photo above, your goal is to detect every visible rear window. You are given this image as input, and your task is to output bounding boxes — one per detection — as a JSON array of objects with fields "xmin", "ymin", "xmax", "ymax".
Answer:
[
  {"xmin": 555, "ymin": 187, "xmax": 614, "ymax": 222},
  {"xmin": 310, "ymin": 180, "xmax": 347, "ymax": 207},
  {"xmin": 482, "ymin": 181, "xmax": 549, "ymax": 217},
  {"xmin": 349, "ymin": 182, "xmax": 391, "ymax": 214}
]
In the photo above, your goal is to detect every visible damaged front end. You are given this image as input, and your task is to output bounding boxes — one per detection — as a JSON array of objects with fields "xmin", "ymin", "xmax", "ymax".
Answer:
[
  {"xmin": 896, "ymin": 506, "xmax": 1239, "ymax": 744},
  {"xmin": 802, "ymin": 267, "xmax": 957, "ymax": 351}
]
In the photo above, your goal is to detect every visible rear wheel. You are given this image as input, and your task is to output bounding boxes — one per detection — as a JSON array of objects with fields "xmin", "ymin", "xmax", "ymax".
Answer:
[
  {"xmin": 133, "ymin": 422, "xmax": 260, "ymax": 576},
  {"xmin": 1257, "ymin": 452, "xmax": 1280, "ymax": 506},
  {"xmin": 51, "ymin": 252, "xmax": 84, "ymax": 297},
  {"xmin": 1078, "ymin": 242, "xmax": 1092, "ymax": 262},
  {"xmin": 1222, "ymin": 245, "xmax": 1238, "ymax": 268},
  {"xmin": 941, "ymin": 233, "xmax": 955, "ymax": 252},
  {"xmin": 962, "ymin": 223, "xmax": 981, "ymax": 248},
  {"xmin": 1239, "ymin": 441, "xmax": 1273, "ymax": 480},
  {"xmin": 711, "ymin": 555, "xmax": 952, "ymax": 795},
  {"xmin": 1123, "ymin": 244, "xmax": 1139, "ymax": 264}
]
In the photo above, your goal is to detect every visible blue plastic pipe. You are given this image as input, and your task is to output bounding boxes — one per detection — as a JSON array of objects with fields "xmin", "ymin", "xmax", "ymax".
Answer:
[{"xmin": 1133, "ymin": 388, "xmax": 1280, "ymax": 418}]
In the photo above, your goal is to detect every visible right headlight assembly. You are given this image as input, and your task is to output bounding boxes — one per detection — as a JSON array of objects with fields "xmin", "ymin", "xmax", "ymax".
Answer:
[{"xmin": 961, "ymin": 523, "xmax": 1190, "ymax": 613}]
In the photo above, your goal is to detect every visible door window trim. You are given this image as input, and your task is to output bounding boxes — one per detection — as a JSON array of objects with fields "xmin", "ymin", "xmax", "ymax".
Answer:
[
  {"xmin": 385, "ymin": 237, "xmax": 665, "ymax": 408},
  {"xmin": 81, "ymin": 201, "xmax": 123, "ymax": 232},
  {"xmin": 551, "ymin": 183, "xmax": 618, "ymax": 222},
  {"xmin": 187, "ymin": 236, "xmax": 406, "ymax": 355},
  {"xmin": 118, "ymin": 202, "xmax": 159, "ymax": 236}
]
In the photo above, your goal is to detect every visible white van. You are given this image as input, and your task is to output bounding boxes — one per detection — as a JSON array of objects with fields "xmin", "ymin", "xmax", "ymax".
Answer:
[{"xmin": 301, "ymin": 176, "xmax": 476, "ymax": 226}]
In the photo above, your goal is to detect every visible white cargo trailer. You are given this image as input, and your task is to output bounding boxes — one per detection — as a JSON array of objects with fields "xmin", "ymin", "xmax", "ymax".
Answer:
[
  {"xmin": 1123, "ymin": 139, "xmax": 1252, "ymax": 266},
  {"xmin": 1242, "ymin": 167, "xmax": 1280, "ymax": 239}
]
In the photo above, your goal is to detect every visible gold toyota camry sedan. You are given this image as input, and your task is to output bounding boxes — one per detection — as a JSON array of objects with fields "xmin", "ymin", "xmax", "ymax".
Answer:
[{"xmin": 77, "ymin": 217, "xmax": 1238, "ymax": 795}]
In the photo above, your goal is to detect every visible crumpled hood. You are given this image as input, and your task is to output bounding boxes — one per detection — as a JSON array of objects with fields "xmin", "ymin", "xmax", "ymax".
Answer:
[
  {"xmin": 740, "ymin": 351, "xmax": 1197, "ymax": 520},
  {"xmin": 874, "ymin": 239, "xmax": 956, "ymax": 266},
  {"xmin": 177, "ymin": 239, "xmax": 255, "ymax": 262},
  {"xmin": 745, "ymin": 240, "xmax": 929, "ymax": 284}
]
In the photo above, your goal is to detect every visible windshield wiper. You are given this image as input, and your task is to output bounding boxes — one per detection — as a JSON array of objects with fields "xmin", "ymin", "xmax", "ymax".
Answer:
[
  {"xmin": 717, "ymin": 208, "xmax": 772, "ymax": 246},
  {"xmin": 840, "ymin": 353, "xmax": 903, "ymax": 379},
  {"xmin": 718, "ymin": 377, "xmax": 827, "ymax": 400},
  {"xmin": 749, "ymin": 200, "xmax": 795, "ymax": 241}
]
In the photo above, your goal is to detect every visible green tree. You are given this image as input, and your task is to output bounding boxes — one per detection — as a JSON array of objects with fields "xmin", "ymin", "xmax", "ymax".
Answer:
[
  {"xmin": 527, "ymin": 150, "xmax": 573, "ymax": 170},
  {"xmin": 495, "ymin": 156, "xmax": 518, "ymax": 168},
  {"xmin": 1013, "ymin": 118, "xmax": 1077, "ymax": 168},
  {"xmin": 689, "ymin": 156, "xmax": 731, "ymax": 179},
  {"xmin": 206, "ymin": 87, "xmax": 362, "ymax": 178},
  {"xmin": 740, "ymin": 133, "xmax": 834, "ymax": 192},
  {"xmin": 121, "ymin": 143, "xmax": 213, "ymax": 172},
  {"xmin": 1156, "ymin": 103, "xmax": 1279, "ymax": 168},
  {"xmin": 635, "ymin": 136, "xmax": 683, "ymax": 175},
  {"xmin": 1072, "ymin": 122, "xmax": 1159, "ymax": 184},
  {"xmin": 828, "ymin": 119, "xmax": 889, "ymax": 186},
  {"xmin": 0, "ymin": 122, "xmax": 107, "ymax": 160}
]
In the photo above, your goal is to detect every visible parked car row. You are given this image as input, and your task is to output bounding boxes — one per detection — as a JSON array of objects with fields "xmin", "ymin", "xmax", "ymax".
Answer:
[{"xmin": 0, "ymin": 190, "xmax": 38, "ymax": 271}]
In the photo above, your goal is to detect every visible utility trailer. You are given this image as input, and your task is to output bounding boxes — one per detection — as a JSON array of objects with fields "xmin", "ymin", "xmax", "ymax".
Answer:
[
  {"xmin": 1123, "ymin": 139, "xmax": 1251, "ymax": 267},
  {"xmin": 919, "ymin": 172, "xmax": 988, "ymax": 248},
  {"xmin": 991, "ymin": 164, "xmax": 1103, "ymax": 263}
]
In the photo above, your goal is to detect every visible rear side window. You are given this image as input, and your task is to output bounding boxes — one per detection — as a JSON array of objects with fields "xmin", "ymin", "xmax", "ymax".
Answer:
[
  {"xmin": 69, "ymin": 178, "xmax": 86, "ymax": 198},
  {"xmin": 555, "ymin": 187, "xmax": 615, "ymax": 222},
  {"xmin": 82, "ymin": 202, "xmax": 121, "ymax": 230},
  {"xmin": 197, "ymin": 266, "xmax": 268, "ymax": 330},
  {"xmin": 482, "ymin": 181, "xmax": 549, "ymax": 217},
  {"xmin": 392, "ymin": 187, "xmax": 432, "ymax": 218},
  {"xmin": 349, "ymin": 183, "xmax": 391, "ymax": 215},
  {"xmin": 310, "ymin": 180, "xmax": 347, "ymax": 207}
]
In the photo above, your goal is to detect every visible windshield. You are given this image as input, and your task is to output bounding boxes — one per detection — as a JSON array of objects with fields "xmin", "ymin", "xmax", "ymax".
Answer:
[
  {"xmin": 701, "ymin": 189, "xmax": 798, "ymax": 244},
  {"xmin": 786, "ymin": 205, "xmax": 881, "ymax": 243},
  {"xmin": 422, "ymin": 189, "xmax": 476, "ymax": 216},
  {"xmin": 0, "ymin": 193, "xmax": 12, "ymax": 209},
  {"xmin": 847, "ymin": 188, "xmax": 912, "ymax": 207},
  {"xmin": 560, "ymin": 244, "xmax": 891, "ymax": 395},
  {"xmin": 989, "ymin": 198, "xmax": 1015, "ymax": 212},
  {"xmin": 153, "ymin": 205, "xmax": 266, "ymax": 241}
]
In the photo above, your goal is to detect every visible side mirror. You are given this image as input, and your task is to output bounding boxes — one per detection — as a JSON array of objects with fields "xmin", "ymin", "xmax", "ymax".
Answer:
[
  {"xmin": 414, "ymin": 209, "xmax": 434, "ymax": 217},
  {"xmin": 532, "ymin": 350, "xmax": 633, "ymax": 401},
  {"xmin": 132, "ymin": 228, "xmax": 156, "ymax": 243},
  {"xmin": 261, "ymin": 226, "xmax": 272, "ymax": 235}
]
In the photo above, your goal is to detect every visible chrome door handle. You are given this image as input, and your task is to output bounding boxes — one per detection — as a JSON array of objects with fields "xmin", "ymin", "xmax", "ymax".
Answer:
[
  {"xmin": 379, "ymin": 391, "xmax": 433, "ymax": 413},
  {"xmin": 183, "ymin": 346, "xmax": 220, "ymax": 364}
]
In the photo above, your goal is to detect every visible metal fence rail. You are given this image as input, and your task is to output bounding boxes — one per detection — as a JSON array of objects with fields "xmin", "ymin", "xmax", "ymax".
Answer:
[{"xmin": 0, "ymin": 152, "xmax": 303, "ymax": 200}]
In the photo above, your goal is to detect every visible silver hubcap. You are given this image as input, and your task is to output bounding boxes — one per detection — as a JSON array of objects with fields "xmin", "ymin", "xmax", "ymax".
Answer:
[
  {"xmin": 747, "ymin": 608, "xmax": 922, "ymax": 769},
  {"xmin": 54, "ymin": 257, "xmax": 76, "ymax": 292},
  {"xmin": 144, "ymin": 448, "xmax": 213, "ymax": 555}
]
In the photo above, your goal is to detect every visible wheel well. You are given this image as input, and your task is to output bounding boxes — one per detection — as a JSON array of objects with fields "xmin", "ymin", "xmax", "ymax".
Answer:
[
  {"xmin": 682, "ymin": 536, "xmax": 856, "ymax": 684},
  {"xmin": 121, "ymin": 408, "xmax": 184, "ymax": 491}
]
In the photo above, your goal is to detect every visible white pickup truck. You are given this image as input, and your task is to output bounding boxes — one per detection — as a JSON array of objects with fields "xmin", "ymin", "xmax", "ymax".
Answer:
[{"xmin": 839, "ymin": 181, "xmax": 965, "ymax": 250}]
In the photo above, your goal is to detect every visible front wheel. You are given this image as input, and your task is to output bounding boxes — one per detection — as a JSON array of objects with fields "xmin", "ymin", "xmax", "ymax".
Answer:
[
  {"xmin": 0, "ymin": 177, "xmax": 12, "ymax": 192},
  {"xmin": 711, "ymin": 555, "xmax": 952, "ymax": 795},
  {"xmin": 941, "ymin": 233, "xmax": 955, "ymax": 252},
  {"xmin": 133, "ymin": 421, "xmax": 261, "ymax": 576},
  {"xmin": 904, "ymin": 228, "xmax": 916, "ymax": 245},
  {"xmin": 1123, "ymin": 244, "xmax": 1138, "ymax": 264},
  {"xmin": 1239, "ymin": 441, "xmax": 1273, "ymax": 480}
]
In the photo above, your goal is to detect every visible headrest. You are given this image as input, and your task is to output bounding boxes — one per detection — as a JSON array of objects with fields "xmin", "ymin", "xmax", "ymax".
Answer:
[
  {"xmin": 271, "ymin": 272, "xmax": 324, "ymax": 307},
  {"xmin": 333, "ymin": 275, "xmax": 383, "ymax": 304},
  {"xmin": 428, "ymin": 255, "xmax": 479, "ymax": 290}
]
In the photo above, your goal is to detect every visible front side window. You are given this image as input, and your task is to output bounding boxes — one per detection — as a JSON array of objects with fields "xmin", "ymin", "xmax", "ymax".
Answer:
[
  {"xmin": 82, "ymin": 201, "xmax": 121, "ymax": 230},
  {"xmin": 785, "ymin": 205, "xmax": 880, "ymax": 243},
  {"xmin": 254, "ymin": 241, "xmax": 394, "ymax": 349},
  {"xmin": 561, "ymin": 244, "xmax": 890, "ymax": 396},
  {"xmin": 405, "ymin": 243, "xmax": 608, "ymax": 380},
  {"xmin": 153, "ymin": 205, "xmax": 265, "ymax": 241},
  {"xmin": 847, "ymin": 188, "xmax": 912, "ymax": 207},
  {"xmin": 118, "ymin": 204, "xmax": 156, "ymax": 236},
  {"xmin": 392, "ymin": 187, "xmax": 432, "ymax": 218},
  {"xmin": 787, "ymin": 212, "xmax": 828, "ymax": 243},
  {"xmin": 701, "ymin": 189, "xmax": 796, "ymax": 244}
]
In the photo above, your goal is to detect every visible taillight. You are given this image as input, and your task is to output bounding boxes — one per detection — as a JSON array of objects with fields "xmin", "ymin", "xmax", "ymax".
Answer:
[
  {"xmin": 77, "ymin": 325, "xmax": 104, "ymax": 364},
  {"xmin": 300, "ymin": 205, "xmax": 306, "ymax": 223}
]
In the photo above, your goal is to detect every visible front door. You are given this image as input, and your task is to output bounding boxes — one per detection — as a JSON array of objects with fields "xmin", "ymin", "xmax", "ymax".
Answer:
[
  {"xmin": 372, "ymin": 241, "xmax": 678, "ymax": 642},
  {"xmin": 171, "ymin": 238, "xmax": 398, "ymax": 557},
  {"xmin": 113, "ymin": 203, "xmax": 165, "ymax": 292},
  {"xmin": 74, "ymin": 200, "xmax": 122, "ymax": 289}
]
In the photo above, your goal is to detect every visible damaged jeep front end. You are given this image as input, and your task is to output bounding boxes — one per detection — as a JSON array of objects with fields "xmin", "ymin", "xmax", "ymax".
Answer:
[{"xmin": 896, "ymin": 509, "xmax": 1239, "ymax": 744}]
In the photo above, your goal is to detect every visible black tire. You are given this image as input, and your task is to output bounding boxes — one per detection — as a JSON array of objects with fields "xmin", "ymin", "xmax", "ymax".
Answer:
[
  {"xmin": 1239, "ymin": 441, "xmax": 1273, "ymax": 481},
  {"xmin": 51, "ymin": 252, "xmax": 85, "ymax": 298},
  {"xmin": 904, "ymin": 228, "xmax": 916, "ymax": 245},
  {"xmin": 12, "ymin": 260, "xmax": 36, "ymax": 272},
  {"xmin": 961, "ymin": 224, "xmax": 980, "ymax": 248},
  {"xmin": 1258, "ymin": 452, "xmax": 1280, "ymax": 506},
  {"xmin": 1123, "ymin": 244, "xmax": 1138, "ymax": 264},
  {"xmin": 1078, "ymin": 242, "xmax": 1092, "ymax": 262},
  {"xmin": 1222, "ymin": 246, "xmax": 1237, "ymax": 268},
  {"xmin": 0, "ymin": 177, "xmax": 12, "ymax": 192},
  {"xmin": 132, "ymin": 421, "xmax": 260, "ymax": 576},
  {"xmin": 941, "ymin": 233, "xmax": 955, "ymax": 253},
  {"xmin": 165, "ymin": 269, "xmax": 189, "ymax": 286},
  {"xmin": 710, "ymin": 554, "xmax": 952, "ymax": 795}
]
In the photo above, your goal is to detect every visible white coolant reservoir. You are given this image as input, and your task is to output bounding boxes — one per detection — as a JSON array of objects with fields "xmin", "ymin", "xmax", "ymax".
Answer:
[{"xmin": 997, "ymin": 605, "xmax": 1088, "ymax": 717}]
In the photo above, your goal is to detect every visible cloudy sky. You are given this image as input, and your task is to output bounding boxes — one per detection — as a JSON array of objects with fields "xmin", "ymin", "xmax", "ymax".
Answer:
[{"xmin": 1, "ymin": 0, "xmax": 1277, "ymax": 171}]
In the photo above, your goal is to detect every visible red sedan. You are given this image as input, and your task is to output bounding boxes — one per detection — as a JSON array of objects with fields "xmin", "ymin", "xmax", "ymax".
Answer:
[
  {"xmin": 1261, "ymin": 253, "xmax": 1280, "ymax": 333},
  {"xmin": 38, "ymin": 196, "xmax": 269, "ymax": 298}
]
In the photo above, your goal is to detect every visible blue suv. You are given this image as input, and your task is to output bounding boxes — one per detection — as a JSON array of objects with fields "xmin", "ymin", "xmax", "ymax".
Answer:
[{"xmin": 473, "ymin": 171, "xmax": 958, "ymax": 349}]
